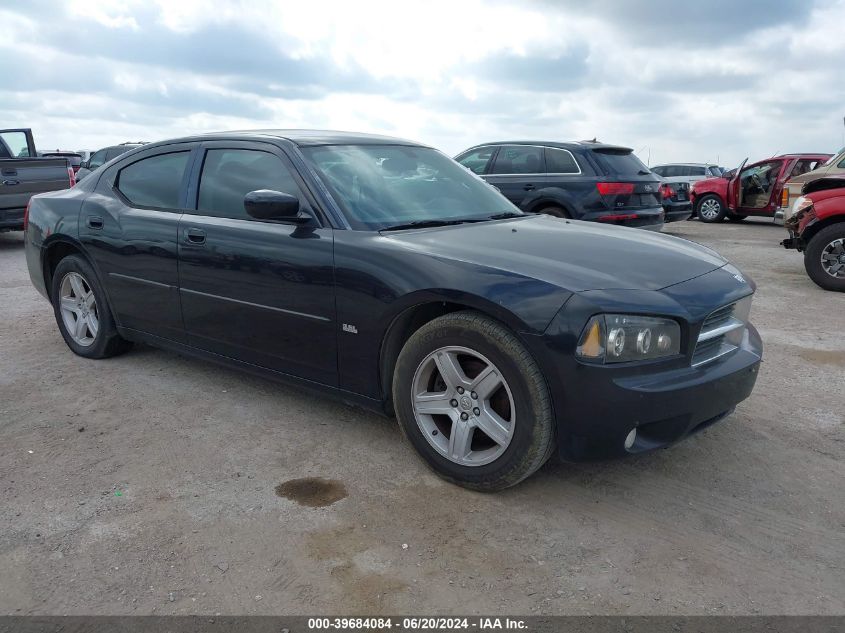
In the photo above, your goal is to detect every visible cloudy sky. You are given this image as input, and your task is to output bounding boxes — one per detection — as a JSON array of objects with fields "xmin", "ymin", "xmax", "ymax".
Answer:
[{"xmin": 2, "ymin": 0, "xmax": 844, "ymax": 167}]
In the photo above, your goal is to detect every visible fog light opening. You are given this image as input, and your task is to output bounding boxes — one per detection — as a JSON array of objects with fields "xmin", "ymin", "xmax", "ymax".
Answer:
[{"xmin": 624, "ymin": 428, "xmax": 637, "ymax": 450}]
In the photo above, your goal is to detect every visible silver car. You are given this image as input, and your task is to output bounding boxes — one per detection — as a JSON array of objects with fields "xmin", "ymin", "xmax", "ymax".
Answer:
[{"xmin": 651, "ymin": 163, "xmax": 722, "ymax": 186}]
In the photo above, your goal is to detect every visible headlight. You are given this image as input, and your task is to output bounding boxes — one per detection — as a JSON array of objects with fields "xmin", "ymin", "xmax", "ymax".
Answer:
[{"xmin": 576, "ymin": 314, "xmax": 681, "ymax": 363}]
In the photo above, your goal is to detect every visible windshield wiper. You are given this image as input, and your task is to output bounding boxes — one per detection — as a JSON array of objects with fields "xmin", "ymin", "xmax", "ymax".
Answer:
[
  {"xmin": 487, "ymin": 211, "xmax": 524, "ymax": 220},
  {"xmin": 380, "ymin": 218, "xmax": 482, "ymax": 232}
]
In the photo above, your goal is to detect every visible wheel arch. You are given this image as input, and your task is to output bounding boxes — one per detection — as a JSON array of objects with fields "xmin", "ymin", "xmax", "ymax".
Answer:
[
  {"xmin": 524, "ymin": 192, "xmax": 576, "ymax": 217},
  {"xmin": 41, "ymin": 237, "xmax": 94, "ymax": 305},
  {"xmin": 377, "ymin": 294, "xmax": 537, "ymax": 412},
  {"xmin": 803, "ymin": 216, "xmax": 845, "ymax": 246}
]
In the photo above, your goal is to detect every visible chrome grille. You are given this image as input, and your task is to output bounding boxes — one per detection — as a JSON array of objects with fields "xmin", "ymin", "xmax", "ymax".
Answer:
[{"xmin": 692, "ymin": 297, "xmax": 751, "ymax": 367}]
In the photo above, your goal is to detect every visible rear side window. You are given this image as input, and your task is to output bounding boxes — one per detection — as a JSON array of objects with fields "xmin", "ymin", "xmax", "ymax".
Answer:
[
  {"xmin": 689, "ymin": 166, "xmax": 706, "ymax": 176},
  {"xmin": 197, "ymin": 149, "xmax": 305, "ymax": 220},
  {"xmin": 592, "ymin": 149, "xmax": 649, "ymax": 177},
  {"xmin": 651, "ymin": 166, "xmax": 666, "ymax": 177},
  {"xmin": 491, "ymin": 145, "xmax": 544, "ymax": 174},
  {"xmin": 117, "ymin": 151, "xmax": 190, "ymax": 209},
  {"xmin": 456, "ymin": 148, "xmax": 495, "ymax": 175},
  {"xmin": 544, "ymin": 148, "xmax": 579, "ymax": 174}
]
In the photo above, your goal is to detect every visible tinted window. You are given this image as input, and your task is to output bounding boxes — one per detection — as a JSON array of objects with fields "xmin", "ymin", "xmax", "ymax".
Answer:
[
  {"xmin": 0, "ymin": 131, "xmax": 30, "ymax": 158},
  {"xmin": 838, "ymin": 156, "xmax": 845, "ymax": 168},
  {"xmin": 105, "ymin": 147, "xmax": 127, "ymax": 161},
  {"xmin": 457, "ymin": 148, "xmax": 495, "ymax": 174},
  {"xmin": 117, "ymin": 151, "xmax": 190, "ymax": 209},
  {"xmin": 707, "ymin": 166, "xmax": 722, "ymax": 177},
  {"xmin": 663, "ymin": 165, "xmax": 682, "ymax": 177},
  {"xmin": 544, "ymin": 148, "xmax": 579, "ymax": 174},
  {"xmin": 197, "ymin": 149, "xmax": 304, "ymax": 220},
  {"xmin": 88, "ymin": 149, "xmax": 108, "ymax": 169},
  {"xmin": 651, "ymin": 166, "xmax": 665, "ymax": 177},
  {"xmin": 593, "ymin": 149, "xmax": 649, "ymax": 176},
  {"xmin": 491, "ymin": 145, "xmax": 544, "ymax": 174},
  {"xmin": 689, "ymin": 166, "xmax": 706, "ymax": 176}
]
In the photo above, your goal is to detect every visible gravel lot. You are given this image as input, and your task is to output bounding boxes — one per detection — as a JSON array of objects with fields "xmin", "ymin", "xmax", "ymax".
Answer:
[{"xmin": 1, "ymin": 218, "xmax": 843, "ymax": 616}]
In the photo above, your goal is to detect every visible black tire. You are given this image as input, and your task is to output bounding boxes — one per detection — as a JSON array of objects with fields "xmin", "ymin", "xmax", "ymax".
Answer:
[
  {"xmin": 803, "ymin": 224, "xmax": 845, "ymax": 292},
  {"xmin": 696, "ymin": 194, "xmax": 727, "ymax": 223},
  {"xmin": 537, "ymin": 205, "xmax": 570, "ymax": 219},
  {"xmin": 51, "ymin": 255, "xmax": 132, "ymax": 358},
  {"xmin": 392, "ymin": 311, "xmax": 555, "ymax": 491},
  {"xmin": 727, "ymin": 214, "xmax": 748, "ymax": 222}
]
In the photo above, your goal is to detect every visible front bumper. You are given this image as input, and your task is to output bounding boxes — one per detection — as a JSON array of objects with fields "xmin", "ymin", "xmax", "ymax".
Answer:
[
  {"xmin": 525, "ymin": 269, "xmax": 762, "ymax": 462},
  {"xmin": 555, "ymin": 325, "xmax": 761, "ymax": 461}
]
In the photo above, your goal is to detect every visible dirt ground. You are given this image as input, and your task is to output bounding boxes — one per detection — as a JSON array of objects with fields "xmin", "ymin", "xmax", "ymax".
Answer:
[{"xmin": 1, "ymin": 218, "xmax": 843, "ymax": 616}]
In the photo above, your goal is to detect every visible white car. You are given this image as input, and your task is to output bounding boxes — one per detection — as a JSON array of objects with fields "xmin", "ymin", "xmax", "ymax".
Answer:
[{"xmin": 650, "ymin": 163, "xmax": 722, "ymax": 186}]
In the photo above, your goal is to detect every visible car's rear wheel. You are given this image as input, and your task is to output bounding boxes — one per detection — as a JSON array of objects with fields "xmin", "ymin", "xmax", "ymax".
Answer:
[
  {"xmin": 697, "ymin": 195, "xmax": 726, "ymax": 223},
  {"xmin": 804, "ymin": 224, "xmax": 845, "ymax": 292},
  {"xmin": 51, "ymin": 255, "xmax": 132, "ymax": 358},
  {"xmin": 393, "ymin": 311, "xmax": 555, "ymax": 491},
  {"xmin": 727, "ymin": 214, "xmax": 748, "ymax": 222}
]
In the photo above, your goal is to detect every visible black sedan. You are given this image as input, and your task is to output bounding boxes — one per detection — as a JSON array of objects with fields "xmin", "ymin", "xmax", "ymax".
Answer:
[{"xmin": 24, "ymin": 130, "xmax": 762, "ymax": 490}]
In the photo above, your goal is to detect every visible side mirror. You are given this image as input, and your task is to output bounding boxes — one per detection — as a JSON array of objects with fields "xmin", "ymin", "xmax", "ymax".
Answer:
[
  {"xmin": 244, "ymin": 189, "xmax": 308, "ymax": 223},
  {"xmin": 80, "ymin": 160, "xmax": 89, "ymax": 169}
]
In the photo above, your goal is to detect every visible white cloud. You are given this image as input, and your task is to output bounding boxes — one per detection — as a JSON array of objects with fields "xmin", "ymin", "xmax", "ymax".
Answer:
[{"xmin": 1, "ymin": 0, "xmax": 844, "ymax": 165}]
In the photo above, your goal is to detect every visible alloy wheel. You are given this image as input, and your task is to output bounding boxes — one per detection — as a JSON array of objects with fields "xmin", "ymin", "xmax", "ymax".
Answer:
[
  {"xmin": 699, "ymin": 198, "xmax": 721, "ymax": 221},
  {"xmin": 411, "ymin": 346, "xmax": 515, "ymax": 466},
  {"xmin": 59, "ymin": 272, "xmax": 99, "ymax": 346},
  {"xmin": 821, "ymin": 238, "xmax": 845, "ymax": 278}
]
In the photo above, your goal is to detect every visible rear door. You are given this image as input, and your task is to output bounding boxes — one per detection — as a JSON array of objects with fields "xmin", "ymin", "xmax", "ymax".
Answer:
[
  {"xmin": 485, "ymin": 145, "xmax": 545, "ymax": 207},
  {"xmin": 177, "ymin": 141, "xmax": 337, "ymax": 385},
  {"xmin": 79, "ymin": 144, "xmax": 196, "ymax": 342}
]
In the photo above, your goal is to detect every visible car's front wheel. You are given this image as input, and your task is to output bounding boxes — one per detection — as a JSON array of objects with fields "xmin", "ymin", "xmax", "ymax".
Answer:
[
  {"xmin": 393, "ymin": 311, "xmax": 555, "ymax": 491},
  {"xmin": 51, "ymin": 255, "xmax": 132, "ymax": 358},
  {"xmin": 804, "ymin": 224, "xmax": 845, "ymax": 292},
  {"xmin": 697, "ymin": 195, "xmax": 726, "ymax": 223}
]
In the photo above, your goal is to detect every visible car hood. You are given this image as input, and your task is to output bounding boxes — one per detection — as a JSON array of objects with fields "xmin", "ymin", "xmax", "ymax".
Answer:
[{"xmin": 382, "ymin": 215, "xmax": 727, "ymax": 292}]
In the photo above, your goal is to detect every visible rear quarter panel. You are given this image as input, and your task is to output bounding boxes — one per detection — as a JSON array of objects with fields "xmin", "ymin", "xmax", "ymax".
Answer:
[{"xmin": 25, "ymin": 187, "xmax": 88, "ymax": 300}]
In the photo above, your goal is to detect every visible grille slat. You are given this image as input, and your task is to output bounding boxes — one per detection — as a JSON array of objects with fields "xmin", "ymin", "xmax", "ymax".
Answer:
[{"xmin": 693, "ymin": 301, "xmax": 742, "ymax": 367}]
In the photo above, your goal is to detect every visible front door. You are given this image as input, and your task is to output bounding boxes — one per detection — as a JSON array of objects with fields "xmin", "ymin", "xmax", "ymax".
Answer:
[{"xmin": 177, "ymin": 142, "xmax": 337, "ymax": 386}]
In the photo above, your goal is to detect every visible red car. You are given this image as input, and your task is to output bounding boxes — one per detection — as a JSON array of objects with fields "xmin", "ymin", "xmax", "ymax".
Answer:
[
  {"xmin": 690, "ymin": 153, "xmax": 830, "ymax": 223},
  {"xmin": 781, "ymin": 177, "xmax": 845, "ymax": 292}
]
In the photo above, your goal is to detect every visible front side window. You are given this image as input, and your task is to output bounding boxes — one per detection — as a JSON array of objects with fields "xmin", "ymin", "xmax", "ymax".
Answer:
[
  {"xmin": 196, "ymin": 149, "xmax": 305, "ymax": 219},
  {"xmin": 116, "ymin": 151, "xmax": 190, "ymax": 209},
  {"xmin": 456, "ymin": 148, "xmax": 495, "ymax": 175},
  {"xmin": 490, "ymin": 145, "xmax": 544, "ymax": 175},
  {"xmin": 545, "ymin": 148, "xmax": 579, "ymax": 174},
  {"xmin": 302, "ymin": 144, "xmax": 518, "ymax": 230}
]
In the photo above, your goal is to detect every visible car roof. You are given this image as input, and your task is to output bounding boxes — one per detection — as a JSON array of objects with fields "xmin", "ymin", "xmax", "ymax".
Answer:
[
  {"xmin": 151, "ymin": 129, "xmax": 426, "ymax": 148},
  {"xmin": 652, "ymin": 162, "xmax": 718, "ymax": 167},
  {"xmin": 461, "ymin": 140, "xmax": 633, "ymax": 153}
]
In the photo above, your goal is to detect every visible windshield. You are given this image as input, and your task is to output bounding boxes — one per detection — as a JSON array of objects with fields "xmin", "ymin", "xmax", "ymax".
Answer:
[{"xmin": 302, "ymin": 144, "xmax": 519, "ymax": 230}]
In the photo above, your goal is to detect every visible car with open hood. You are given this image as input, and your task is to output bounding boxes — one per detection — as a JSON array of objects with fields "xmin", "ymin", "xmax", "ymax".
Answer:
[{"xmin": 24, "ymin": 130, "xmax": 762, "ymax": 490}]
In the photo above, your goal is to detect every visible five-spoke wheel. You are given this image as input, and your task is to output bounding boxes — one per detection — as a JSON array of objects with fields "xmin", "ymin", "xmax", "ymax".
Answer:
[
  {"xmin": 59, "ymin": 271, "xmax": 99, "ymax": 347},
  {"xmin": 412, "ymin": 346, "xmax": 515, "ymax": 466}
]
